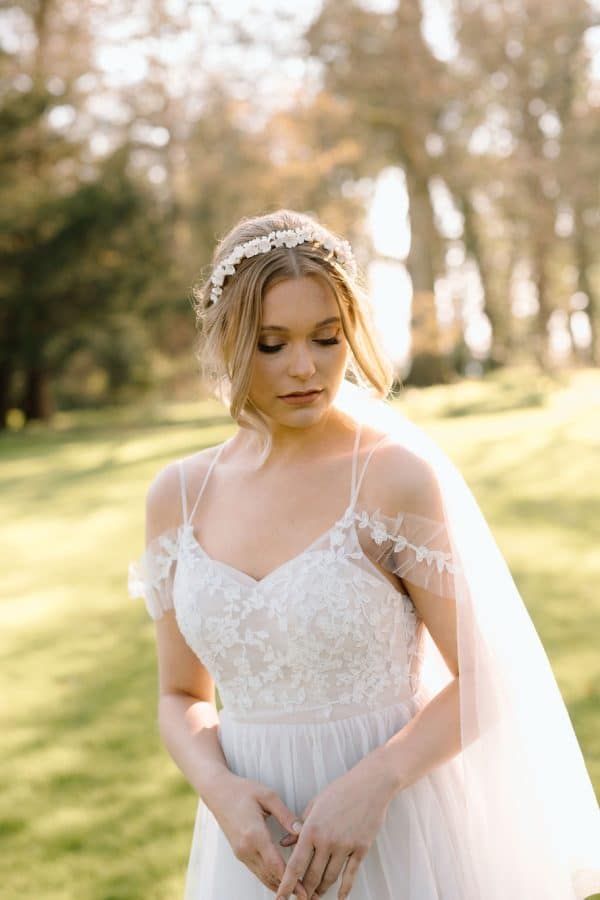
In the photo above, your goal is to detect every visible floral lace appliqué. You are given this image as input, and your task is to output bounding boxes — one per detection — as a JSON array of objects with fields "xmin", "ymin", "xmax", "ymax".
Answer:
[{"xmin": 127, "ymin": 508, "xmax": 459, "ymax": 718}]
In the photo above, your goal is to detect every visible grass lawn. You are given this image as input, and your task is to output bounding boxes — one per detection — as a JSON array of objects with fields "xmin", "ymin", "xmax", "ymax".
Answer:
[{"xmin": 1, "ymin": 366, "xmax": 599, "ymax": 899}]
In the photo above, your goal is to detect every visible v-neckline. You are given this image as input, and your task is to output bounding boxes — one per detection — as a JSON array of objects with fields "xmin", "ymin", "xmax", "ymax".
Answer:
[
  {"xmin": 179, "ymin": 512, "xmax": 411, "ymax": 602},
  {"xmin": 176, "ymin": 422, "xmax": 398, "ymax": 589},
  {"xmin": 181, "ymin": 504, "xmax": 355, "ymax": 587}
]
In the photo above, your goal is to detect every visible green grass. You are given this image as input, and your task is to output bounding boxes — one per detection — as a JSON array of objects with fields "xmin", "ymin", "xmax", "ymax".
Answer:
[{"xmin": 1, "ymin": 366, "xmax": 599, "ymax": 899}]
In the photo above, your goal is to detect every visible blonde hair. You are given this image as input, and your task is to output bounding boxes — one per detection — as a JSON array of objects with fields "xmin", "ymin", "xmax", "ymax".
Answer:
[{"xmin": 192, "ymin": 208, "xmax": 396, "ymax": 464}]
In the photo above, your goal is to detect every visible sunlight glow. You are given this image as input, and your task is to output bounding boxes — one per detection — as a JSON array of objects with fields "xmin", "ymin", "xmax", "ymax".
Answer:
[{"xmin": 368, "ymin": 260, "xmax": 412, "ymax": 367}]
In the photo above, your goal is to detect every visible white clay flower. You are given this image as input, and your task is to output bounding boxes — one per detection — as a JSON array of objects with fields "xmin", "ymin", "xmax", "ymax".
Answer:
[{"xmin": 208, "ymin": 225, "xmax": 357, "ymax": 305}]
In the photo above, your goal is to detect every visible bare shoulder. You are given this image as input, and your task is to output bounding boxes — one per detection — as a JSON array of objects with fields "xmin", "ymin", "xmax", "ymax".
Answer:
[
  {"xmin": 144, "ymin": 444, "xmax": 222, "ymax": 543},
  {"xmin": 361, "ymin": 428, "xmax": 443, "ymax": 521}
]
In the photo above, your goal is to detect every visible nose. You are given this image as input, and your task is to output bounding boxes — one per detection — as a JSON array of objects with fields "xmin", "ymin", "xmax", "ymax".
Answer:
[{"xmin": 288, "ymin": 341, "xmax": 317, "ymax": 378}]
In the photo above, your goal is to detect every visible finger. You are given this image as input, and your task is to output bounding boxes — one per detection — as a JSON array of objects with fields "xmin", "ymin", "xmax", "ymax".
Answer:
[
  {"xmin": 258, "ymin": 864, "xmax": 284, "ymax": 894},
  {"xmin": 337, "ymin": 852, "xmax": 363, "ymax": 900},
  {"xmin": 275, "ymin": 838, "xmax": 315, "ymax": 900},
  {"xmin": 294, "ymin": 881, "xmax": 309, "ymax": 900},
  {"xmin": 249, "ymin": 799, "xmax": 306, "ymax": 896},
  {"xmin": 260, "ymin": 789, "xmax": 305, "ymax": 843},
  {"xmin": 260, "ymin": 841, "xmax": 309, "ymax": 900},
  {"xmin": 301, "ymin": 849, "xmax": 332, "ymax": 899},
  {"xmin": 280, "ymin": 831, "xmax": 299, "ymax": 847},
  {"xmin": 314, "ymin": 851, "xmax": 348, "ymax": 896},
  {"xmin": 242, "ymin": 847, "xmax": 280, "ymax": 894}
]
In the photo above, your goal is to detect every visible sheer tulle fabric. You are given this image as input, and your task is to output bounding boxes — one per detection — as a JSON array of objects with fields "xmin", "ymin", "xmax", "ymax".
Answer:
[
  {"xmin": 184, "ymin": 696, "xmax": 480, "ymax": 899},
  {"xmin": 128, "ymin": 526, "xmax": 179, "ymax": 621},
  {"xmin": 334, "ymin": 379, "xmax": 600, "ymax": 898},
  {"xmin": 127, "ymin": 377, "xmax": 600, "ymax": 898},
  {"xmin": 129, "ymin": 505, "xmax": 454, "ymax": 724},
  {"xmin": 127, "ymin": 508, "xmax": 457, "ymax": 620}
]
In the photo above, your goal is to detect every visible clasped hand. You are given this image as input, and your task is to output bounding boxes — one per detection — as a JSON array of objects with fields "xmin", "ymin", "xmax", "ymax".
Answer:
[{"xmin": 275, "ymin": 754, "xmax": 394, "ymax": 900}]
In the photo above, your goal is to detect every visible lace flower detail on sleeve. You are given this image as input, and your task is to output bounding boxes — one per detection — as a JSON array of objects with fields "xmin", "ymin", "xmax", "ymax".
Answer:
[
  {"xmin": 127, "ymin": 525, "xmax": 181, "ymax": 620},
  {"xmin": 356, "ymin": 508, "xmax": 460, "ymax": 600}
]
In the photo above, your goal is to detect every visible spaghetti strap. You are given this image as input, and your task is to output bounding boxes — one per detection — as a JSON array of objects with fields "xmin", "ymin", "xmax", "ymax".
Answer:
[
  {"xmin": 177, "ymin": 459, "xmax": 188, "ymax": 522},
  {"xmin": 349, "ymin": 433, "xmax": 390, "ymax": 511},
  {"xmin": 349, "ymin": 422, "xmax": 362, "ymax": 504},
  {"xmin": 186, "ymin": 439, "xmax": 230, "ymax": 525}
]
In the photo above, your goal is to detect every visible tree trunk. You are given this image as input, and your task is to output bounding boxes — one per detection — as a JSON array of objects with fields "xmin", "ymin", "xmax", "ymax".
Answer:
[
  {"xmin": 531, "ymin": 242, "xmax": 555, "ymax": 371},
  {"xmin": 404, "ymin": 169, "xmax": 452, "ymax": 384},
  {"xmin": 22, "ymin": 366, "xmax": 54, "ymax": 422},
  {"xmin": 0, "ymin": 359, "xmax": 13, "ymax": 429},
  {"xmin": 460, "ymin": 195, "xmax": 511, "ymax": 367},
  {"xmin": 573, "ymin": 205, "xmax": 599, "ymax": 366}
]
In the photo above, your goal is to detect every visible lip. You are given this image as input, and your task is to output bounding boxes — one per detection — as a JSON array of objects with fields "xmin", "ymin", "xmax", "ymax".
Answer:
[
  {"xmin": 280, "ymin": 389, "xmax": 322, "ymax": 397},
  {"xmin": 279, "ymin": 390, "xmax": 323, "ymax": 405}
]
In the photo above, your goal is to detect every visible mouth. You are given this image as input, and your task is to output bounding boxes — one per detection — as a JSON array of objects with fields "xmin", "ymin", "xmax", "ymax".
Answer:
[{"xmin": 279, "ymin": 390, "xmax": 323, "ymax": 398}]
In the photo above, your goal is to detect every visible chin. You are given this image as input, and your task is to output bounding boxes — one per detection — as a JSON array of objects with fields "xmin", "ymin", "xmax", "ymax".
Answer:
[{"xmin": 272, "ymin": 401, "xmax": 331, "ymax": 426}]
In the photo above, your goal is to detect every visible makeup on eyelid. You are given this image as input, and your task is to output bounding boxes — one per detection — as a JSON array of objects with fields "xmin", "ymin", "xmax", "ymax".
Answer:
[{"xmin": 258, "ymin": 336, "xmax": 341, "ymax": 354}]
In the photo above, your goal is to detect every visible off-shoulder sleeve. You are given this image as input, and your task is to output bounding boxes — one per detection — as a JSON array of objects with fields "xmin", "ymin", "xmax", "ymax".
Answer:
[
  {"xmin": 355, "ymin": 508, "xmax": 460, "ymax": 600},
  {"xmin": 127, "ymin": 525, "xmax": 181, "ymax": 620}
]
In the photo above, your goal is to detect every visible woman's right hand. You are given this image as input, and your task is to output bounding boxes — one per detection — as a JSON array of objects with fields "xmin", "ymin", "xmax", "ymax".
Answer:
[{"xmin": 204, "ymin": 771, "xmax": 308, "ymax": 898}]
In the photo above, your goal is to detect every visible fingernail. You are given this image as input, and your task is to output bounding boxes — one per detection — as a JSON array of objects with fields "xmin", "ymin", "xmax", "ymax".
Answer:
[{"xmin": 291, "ymin": 819, "xmax": 303, "ymax": 833}]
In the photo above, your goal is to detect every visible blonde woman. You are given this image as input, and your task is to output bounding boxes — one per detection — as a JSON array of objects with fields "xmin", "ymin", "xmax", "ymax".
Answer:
[{"xmin": 129, "ymin": 209, "xmax": 600, "ymax": 899}]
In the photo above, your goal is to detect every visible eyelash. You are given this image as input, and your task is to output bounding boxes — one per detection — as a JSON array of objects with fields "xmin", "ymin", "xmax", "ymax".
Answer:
[{"xmin": 257, "ymin": 337, "xmax": 341, "ymax": 354}]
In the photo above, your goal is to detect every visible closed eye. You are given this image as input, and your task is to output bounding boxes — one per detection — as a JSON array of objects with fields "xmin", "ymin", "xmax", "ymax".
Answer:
[{"xmin": 257, "ymin": 337, "xmax": 341, "ymax": 354}]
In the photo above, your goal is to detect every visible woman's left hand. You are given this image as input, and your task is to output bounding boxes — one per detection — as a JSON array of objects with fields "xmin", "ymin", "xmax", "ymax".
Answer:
[{"xmin": 275, "ymin": 752, "xmax": 396, "ymax": 900}]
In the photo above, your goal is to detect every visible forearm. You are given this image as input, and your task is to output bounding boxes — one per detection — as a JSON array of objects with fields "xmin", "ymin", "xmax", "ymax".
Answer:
[
  {"xmin": 158, "ymin": 692, "xmax": 234, "ymax": 805},
  {"xmin": 365, "ymin": 677, "xmax": 462, "ymax": 797}
]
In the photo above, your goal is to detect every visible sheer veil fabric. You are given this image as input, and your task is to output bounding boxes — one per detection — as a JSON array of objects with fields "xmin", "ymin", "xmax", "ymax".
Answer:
[
  {"xmin": 332, "ymin": 378, "xmax": 600, "ymax": 899},
  {"xmin": 128, "ymin": 374, "xmax": 600, "ymax": 897}
]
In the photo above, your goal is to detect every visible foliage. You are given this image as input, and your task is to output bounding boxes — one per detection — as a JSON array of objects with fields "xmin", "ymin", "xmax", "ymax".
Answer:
[{"xmin": 1, "ymin": 0, "xmax": 599, "ymax": 424}]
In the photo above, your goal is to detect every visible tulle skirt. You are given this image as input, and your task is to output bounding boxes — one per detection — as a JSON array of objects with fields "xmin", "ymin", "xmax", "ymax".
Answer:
[{"xmin": 183, "ymin": 690, "xmax": 482, "ymax": 899}]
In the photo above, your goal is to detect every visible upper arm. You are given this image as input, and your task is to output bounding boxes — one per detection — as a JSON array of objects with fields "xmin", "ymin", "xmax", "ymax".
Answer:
[
  {"xmin": 375, "ymin": 445, "xmax": 460, "ymax": 678},
  {"xmin": 145, "ymin": 461, "xmax": 216, "ymax": 703},
  {"xmin": 412, "ymin": 595, "xmax": 458, "ymax": 679}
]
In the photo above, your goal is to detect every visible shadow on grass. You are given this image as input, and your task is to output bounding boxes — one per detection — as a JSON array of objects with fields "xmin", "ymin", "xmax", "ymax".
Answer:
[
  {"xmin": 3, "ymin": 371, "xmax": 599, "ymax": 897},
  {"xmin": 441, "ymin": 387, "xmax": 548, "ymax": 418},
  {"xmin": 1, "ymin": 605, "xmax": 196, "ymax": 898},
  {"xmin": 0, "ymin": 410, "xmax": 234, "ymax": 461},
  {"xmin": 1, "ymin": 420, "xmax": 238, "ymax": 523}
]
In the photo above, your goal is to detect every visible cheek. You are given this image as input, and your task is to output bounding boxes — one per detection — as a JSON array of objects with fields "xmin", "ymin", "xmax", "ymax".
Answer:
[
  {"xmin": 250, "ymin": 352, "xmax": 281, "ymax": 389},
  {"xmin": 254, "ymin": 352, "xmax": 280, "ymax": 371},
  {"xmin": 329, "ymin": 339, "xmax": 349, "ymax": 369}
]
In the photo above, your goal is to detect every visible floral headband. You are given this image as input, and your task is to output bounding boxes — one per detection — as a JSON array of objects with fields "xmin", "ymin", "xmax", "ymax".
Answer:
[{"xmin": 208, "ymin": 225, "xmax": 357, "ymax": 306}]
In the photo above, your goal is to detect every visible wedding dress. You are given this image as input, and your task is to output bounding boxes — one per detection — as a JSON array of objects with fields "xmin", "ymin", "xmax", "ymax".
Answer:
[{"xmin": 128, "ymin": 380, "xmax": 600, "ymax": 899}]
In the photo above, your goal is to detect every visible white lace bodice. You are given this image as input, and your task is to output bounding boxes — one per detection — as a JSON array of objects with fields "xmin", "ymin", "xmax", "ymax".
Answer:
[{"xmin": 128, "ymin": 425, "xmax": 460, "ymax": 722}]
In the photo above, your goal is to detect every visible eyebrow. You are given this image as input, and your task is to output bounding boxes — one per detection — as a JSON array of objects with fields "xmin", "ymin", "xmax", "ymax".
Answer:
[{"xmin": 259, "ymin": 316, "xmax": 341, "ymax": 333}]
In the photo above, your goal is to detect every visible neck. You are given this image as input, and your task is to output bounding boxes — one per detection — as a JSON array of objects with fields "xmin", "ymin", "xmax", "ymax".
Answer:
[{"xmin": 235, "ymin": 408, "xmax": 357, "ymax": 469}]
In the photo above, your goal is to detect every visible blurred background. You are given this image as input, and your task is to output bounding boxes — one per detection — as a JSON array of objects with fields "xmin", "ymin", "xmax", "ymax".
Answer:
[
  {"xmin": 1, "ymin": 0, "xmax": 600, "ymax": 421},
  {"xmin": 1, "ymin": 1, "xmax": 599, "ymax": 898}
]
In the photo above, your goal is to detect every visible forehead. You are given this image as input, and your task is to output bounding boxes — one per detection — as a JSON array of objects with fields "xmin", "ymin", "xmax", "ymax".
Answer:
[{"xmin": 261, "ymin": 276, "xmax": 339, "ymax": 330}]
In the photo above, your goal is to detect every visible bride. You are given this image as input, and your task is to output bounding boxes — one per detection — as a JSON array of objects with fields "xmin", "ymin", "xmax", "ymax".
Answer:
[{"xmin": 129, "ymin": 208, "xmax": 600, "ymax": 899}]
